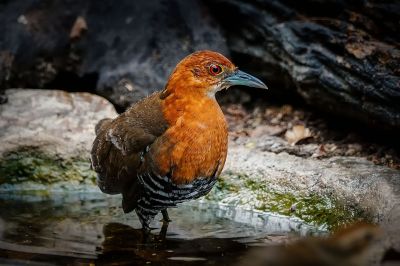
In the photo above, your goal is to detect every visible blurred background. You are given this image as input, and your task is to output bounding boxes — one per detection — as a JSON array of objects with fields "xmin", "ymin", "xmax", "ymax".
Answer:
[{"xmin": 0, "ymin": 0, "xmax": 399, "ymax": 265}]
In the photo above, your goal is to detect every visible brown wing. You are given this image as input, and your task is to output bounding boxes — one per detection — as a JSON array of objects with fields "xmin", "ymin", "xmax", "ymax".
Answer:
[{"xmin": 90, "ymin": 92, "xmax": 168, "ymax": 212}]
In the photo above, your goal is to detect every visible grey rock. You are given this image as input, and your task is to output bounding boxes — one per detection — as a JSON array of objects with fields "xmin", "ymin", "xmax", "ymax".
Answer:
[
  {"xmin": 0, "ymin": 89, "xmax": 117, "ymax": 189},
  {"xmin": 225, "ymin": 138, "xmax": 400, "ymax": 220},
  {"xmin": 0, "ymin": 89, "xmax": 117, "ymax": 157},
  {"xmin": 206, "ymin": 0, "xmax": 400, "ymax": 132},
  {"xmin": 213, "ymin": 135, "xmax": 400, "ymax": 253}
]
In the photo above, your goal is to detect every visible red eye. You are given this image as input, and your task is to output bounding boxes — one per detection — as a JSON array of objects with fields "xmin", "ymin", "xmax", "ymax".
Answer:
[{"xmin": 209, "ymin": 64, "xmax": 222, "ymax": 75}]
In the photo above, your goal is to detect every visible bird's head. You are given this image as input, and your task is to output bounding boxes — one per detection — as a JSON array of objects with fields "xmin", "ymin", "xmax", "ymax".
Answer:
[{"xmin": 164, "ymin": 50, "xmax": 267, "ymax": 98}]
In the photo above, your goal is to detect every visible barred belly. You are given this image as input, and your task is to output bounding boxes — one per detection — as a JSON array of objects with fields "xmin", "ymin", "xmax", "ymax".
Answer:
[{"xmin": 135, "ymin": 173, "xmax": 217, "ymax": 227}]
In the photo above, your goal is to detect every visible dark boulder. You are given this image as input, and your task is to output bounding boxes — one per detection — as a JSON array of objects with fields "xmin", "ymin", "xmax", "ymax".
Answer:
[
  {"xmin": 0, "ymin": 0, "xmax": 228, "ymax": 109},
  {"xmin": 205, "ymin": 0, "xmax": 400, "ymax": 132}
]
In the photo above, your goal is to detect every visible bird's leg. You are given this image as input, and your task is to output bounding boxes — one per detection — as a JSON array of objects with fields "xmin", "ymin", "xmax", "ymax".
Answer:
[
  {"xmin": 161, "ymin": 209, "xmax": 171, "ymax": 223},
  {"xmin": 140, "ymin": 224, "xmax": 154, "ymax": 243},
  {"xmin": 158, "ymin": 220, "xmax": 169, "ymax": 240},
  {"xmin": 141, "ymin": 224, "xmax": 151, "ymax": 235},
  {"xmin": 157, "ymin": 210, "xmax": 171, "ymax": 240}
]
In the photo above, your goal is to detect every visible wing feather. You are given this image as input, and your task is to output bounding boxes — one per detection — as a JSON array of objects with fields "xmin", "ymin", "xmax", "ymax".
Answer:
[{"xmin": 90, "ymin": 92, "xmax": 168, "ymax": 200}]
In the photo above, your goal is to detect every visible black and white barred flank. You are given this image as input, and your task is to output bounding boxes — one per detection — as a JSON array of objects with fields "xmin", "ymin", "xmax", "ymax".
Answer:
[{"xmin": 136, "ymin": 172, "xmax": 217, "ymax": 228}]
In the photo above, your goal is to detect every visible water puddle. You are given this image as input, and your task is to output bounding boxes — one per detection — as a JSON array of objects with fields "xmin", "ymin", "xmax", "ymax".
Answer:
[{"xmin": 0, "ymin": 192, "xmax": 324, "ymax": 265}]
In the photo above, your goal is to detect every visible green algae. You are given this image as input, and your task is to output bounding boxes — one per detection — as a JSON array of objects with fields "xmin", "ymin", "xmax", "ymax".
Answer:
[
  {"xmin": 208, "ymin": 173, "xmax": 371, "ymax": 231},
  {"xmin": 0, "ymin": 146, "xmax": 96, "ymax": 186}
]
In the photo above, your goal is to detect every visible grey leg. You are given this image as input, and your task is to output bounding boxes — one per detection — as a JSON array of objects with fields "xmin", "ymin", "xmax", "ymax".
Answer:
[{"xmin": 161, "ymin": 209, "xmax": 172, "ymax": 222}]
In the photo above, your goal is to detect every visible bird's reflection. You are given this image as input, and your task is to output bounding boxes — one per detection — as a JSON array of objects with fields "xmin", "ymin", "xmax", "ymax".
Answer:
[{"xmin": 98, "ymin": 222, "xmax": 247, "ymax": 265}]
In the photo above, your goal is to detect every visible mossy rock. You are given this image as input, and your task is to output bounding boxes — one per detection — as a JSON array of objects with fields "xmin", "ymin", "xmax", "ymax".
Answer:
[
  {"xmin": 207, "ymin": 173, "xmax": 371, "ymax": 231},
  {"xmin": 0, "ymin": 146, "xmax": 96, "ymax": 186}
]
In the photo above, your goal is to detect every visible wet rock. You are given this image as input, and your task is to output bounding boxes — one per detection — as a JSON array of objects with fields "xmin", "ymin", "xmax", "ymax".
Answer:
[
  {"xmin": 209, "ymin": 135, "xmax": 400, "ymax": 232},
  {"xmin": 0, "ymin": 0, "xmax": 228, "ymax": 109},
  {"xmin": 206, "ymin": 0, "xmax": 400, "ymax": 132},
  {"xmin": 0, "ymin": 89, "xmax": 117, "ymax": 190}
]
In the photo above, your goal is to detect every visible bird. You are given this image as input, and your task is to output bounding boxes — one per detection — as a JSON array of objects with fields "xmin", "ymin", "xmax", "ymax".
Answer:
[
  {"xmin": 91, "ymin": 50, "xmax": 268, "ymax": 231},
  {"xmin": 235, "ymin": 222, "xmax": 382, "ymax": 266}
]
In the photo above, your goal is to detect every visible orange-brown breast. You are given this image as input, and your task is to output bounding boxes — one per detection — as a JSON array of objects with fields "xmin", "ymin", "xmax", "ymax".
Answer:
[{"xmin": 147, "ymin": 91, "xmax": 228, "ymax": 185}]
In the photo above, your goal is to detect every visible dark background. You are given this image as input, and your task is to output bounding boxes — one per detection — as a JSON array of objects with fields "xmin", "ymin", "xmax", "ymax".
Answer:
[{"xmin": 0, "ymin": 0, "xmax": 399, "ymax": 133}]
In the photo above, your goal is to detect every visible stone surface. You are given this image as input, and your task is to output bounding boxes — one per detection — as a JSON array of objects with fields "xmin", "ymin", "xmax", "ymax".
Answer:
[
  {"xmin": 0, "ymin": 0, "xmax": 228, "ymax": 109},
  {"xmin": 0, "ymin": 89, "xmax": 117, "ymax": 188},
  {"xmin": 0, "ymin": 89, "xmax": 117, "ymax": 157},
  {"xmin": 208, "ymin": 135, "xmax": 400, "ymax": 250},
  {"xmin": 206, "ymin": 0, "xmax": 400, "ymax": 132},
  {"xmin": 229, "ymin": 136, "xmax": 400, "ymax": 219}
]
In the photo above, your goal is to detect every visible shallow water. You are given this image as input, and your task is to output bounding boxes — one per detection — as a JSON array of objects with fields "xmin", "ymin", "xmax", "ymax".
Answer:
[{"xmin": 0, "ymin": 192, "xmax": 324, "ymax": 265}]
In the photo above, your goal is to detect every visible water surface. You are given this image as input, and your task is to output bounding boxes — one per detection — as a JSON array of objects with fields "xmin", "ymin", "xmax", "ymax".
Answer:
[{"xmin": 0, "ymin": 193, "xmax": 323, "ymax": 265}]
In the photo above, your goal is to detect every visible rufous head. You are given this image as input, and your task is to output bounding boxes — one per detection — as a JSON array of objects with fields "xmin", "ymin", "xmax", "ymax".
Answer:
[{"xmin": 165, "ymin": 50, "xmax": 267, "ymax": 97}]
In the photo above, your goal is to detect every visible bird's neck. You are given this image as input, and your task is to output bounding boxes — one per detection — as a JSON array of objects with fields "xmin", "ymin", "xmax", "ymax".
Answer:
[{"xmin": 161, "ymin": 89, "xmax": 225, "ymax": 127}]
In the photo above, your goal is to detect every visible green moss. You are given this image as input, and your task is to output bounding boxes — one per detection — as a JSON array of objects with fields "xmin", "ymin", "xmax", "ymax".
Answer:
[
  {"xmin": 0, "ymin": 146, "xmax": 96, "ymax": 185},
  {"xmin": 259, "ymin": 191, "xmax": 369, "ymax": 230},
  {"xmin": 210, "ymin": 173, "xmax": 371, "ymax": 231},
  {"xmin": 215, "ymin": 176, "xmax": 240, "ymax": 192}
]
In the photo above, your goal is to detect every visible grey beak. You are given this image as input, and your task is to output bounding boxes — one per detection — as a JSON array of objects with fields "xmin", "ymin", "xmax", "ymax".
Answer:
[{"xmin": 222, "ymin": 70, "xmax": 268, "ymax": 90}]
